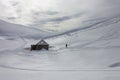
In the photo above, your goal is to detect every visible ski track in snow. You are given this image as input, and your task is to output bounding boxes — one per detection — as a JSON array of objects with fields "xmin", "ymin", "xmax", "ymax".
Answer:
[{"xmin": 44, "ymin": 15, "xmax": 120, "ymax": 39}]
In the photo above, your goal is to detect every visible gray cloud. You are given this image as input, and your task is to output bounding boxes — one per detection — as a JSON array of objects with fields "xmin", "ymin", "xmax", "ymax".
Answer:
[
  {"xmin": 32, "ymin": 11, "xmax": 59, "ymax": 16},
  {"xmin": 33, "ymin": 12, "xmax": 84, "ymax": 25},
  {"xmin": 7, "ymin": 17, "xmax": 16, "ymax": 20},
  {"xmin": 46, "ymin": 13, "xmax": 83, "ymax": 23},
  {"xmin": 10, "ymin": 1, "xmax": 19, "ymax": 7},
  {"xmin": 44, "ymin": 11, "xmax": 59, "ymax": 15},
  {"xmin": 1, "ymin": 0, "xmax": 120, "ymax": 32}
]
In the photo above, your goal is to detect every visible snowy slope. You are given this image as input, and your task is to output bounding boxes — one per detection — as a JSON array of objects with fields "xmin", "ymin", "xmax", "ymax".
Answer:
[
  {"xmin": 0, "ymin": 20, "xmax": 54, "ymax": 39},
  {"xmin": 46, "ymin": 15, "xmax": 120, "ymax": 49},
  {"xmin": 1, "ymin": 12, "xmax": 120, "ymax": 80}
]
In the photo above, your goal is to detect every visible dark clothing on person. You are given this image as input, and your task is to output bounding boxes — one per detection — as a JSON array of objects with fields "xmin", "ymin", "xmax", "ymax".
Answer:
[{"xmin": 66, "ymin": 44, "xmax": 68, "ymax": 48}]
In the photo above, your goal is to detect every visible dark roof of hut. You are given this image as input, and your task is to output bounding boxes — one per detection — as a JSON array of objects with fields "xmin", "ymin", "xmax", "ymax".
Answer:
[{"xmin": 36, "ymin": 40, "xmax": 48, "ymax": 45}]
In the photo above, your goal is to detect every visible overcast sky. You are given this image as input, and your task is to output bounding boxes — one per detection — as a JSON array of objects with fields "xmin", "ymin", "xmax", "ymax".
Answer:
[{"xmin": 0, "ymin": 0, "xmax": 120, "ymax": 32}]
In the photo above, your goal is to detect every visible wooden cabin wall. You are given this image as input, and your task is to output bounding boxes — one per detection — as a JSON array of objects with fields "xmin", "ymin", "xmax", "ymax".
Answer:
[{"xmin": 31, "ymin": 45, "xmax": 49, "ymax": 50}]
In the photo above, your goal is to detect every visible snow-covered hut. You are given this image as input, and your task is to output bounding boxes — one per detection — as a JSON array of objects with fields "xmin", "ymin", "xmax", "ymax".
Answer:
[{"xmin": 31, "ymin": 40, "xmax": 49, "ymax": 51}]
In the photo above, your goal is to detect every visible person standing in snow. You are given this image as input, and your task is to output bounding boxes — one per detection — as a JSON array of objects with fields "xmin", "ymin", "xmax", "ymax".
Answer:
[{"xmin": 66, "ymin": 44, "xmax": 68, "ymax": 48}]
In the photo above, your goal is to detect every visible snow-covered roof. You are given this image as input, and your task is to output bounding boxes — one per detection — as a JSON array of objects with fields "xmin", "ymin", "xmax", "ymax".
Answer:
[{"xmin": 36, "ymin": 40, "xmax": 48, "ymax": 45}]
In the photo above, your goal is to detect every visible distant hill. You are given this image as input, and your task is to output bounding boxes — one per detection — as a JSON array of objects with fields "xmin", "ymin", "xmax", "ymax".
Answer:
[{"xmin": 0, "ymin": 20, "xmax": 53, "ymax": 39}]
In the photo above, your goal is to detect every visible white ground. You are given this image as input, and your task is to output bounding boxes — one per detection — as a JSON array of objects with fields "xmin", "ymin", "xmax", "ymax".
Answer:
[{"xmin": 1, "ymin": 15, "xmax": 120, "ymax": 80}]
